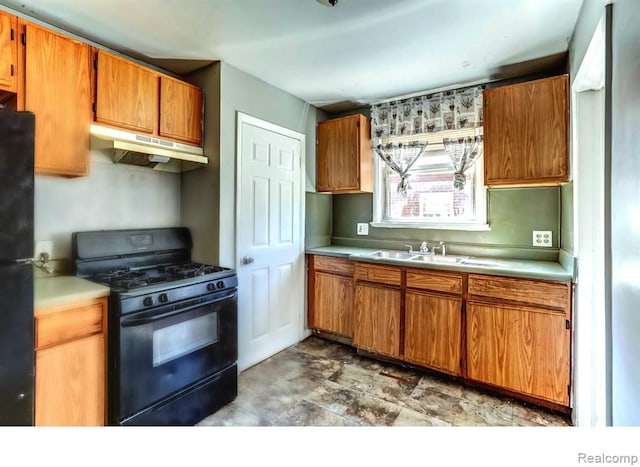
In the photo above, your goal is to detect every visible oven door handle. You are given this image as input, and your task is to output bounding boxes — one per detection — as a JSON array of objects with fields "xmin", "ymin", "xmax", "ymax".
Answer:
[{"xmin": 120, "ymin": 289, "xmax": 237, "ymax": 327}]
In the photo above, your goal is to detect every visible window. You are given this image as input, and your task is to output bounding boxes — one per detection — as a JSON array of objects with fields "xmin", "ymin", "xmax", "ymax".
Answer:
[{"xmin": 372, "ymin": 133, "xmax": 489, "ymax": 230}]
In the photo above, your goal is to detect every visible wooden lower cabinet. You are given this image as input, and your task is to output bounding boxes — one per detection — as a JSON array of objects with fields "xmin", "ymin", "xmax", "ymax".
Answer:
[
  {"xmin": 308, "ymin": 255, "xmax": 355, "ymax": 337},
  {"xmin": 466, "ymin": 302, "xmax": 570, "ymax": 406},
  {"xmin": 353, "ymin": 283, "xmax": 401, "ymax": 358},
  {"xmin": 404, "ymin": 291, "xmax": 461, "ymax": 375},
  {"xmin": 312, "ymin": 271, "xmax": 354, "ymax": 337},
  {"xmin": 308, "ymin": 255, "xmax": 573, "ymax": 409},
  {"xmin": 35, "ymin": 297, "xmax": 107, "ymax": 426}
]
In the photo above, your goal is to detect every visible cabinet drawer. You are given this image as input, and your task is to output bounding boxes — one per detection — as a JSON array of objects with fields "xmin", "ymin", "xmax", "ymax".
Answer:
[
  {"xmin": 312, "ymin": 255, "xmax": 354, "ymax": 275},
  {"xmin": 36, "ymin": 301, "xmax": 105, "ymax": 349},
  {"xmin": 406, "ymin": 268, "xmax": 462, "ymax": 295},
  {"xmin": 467, "ymin": 274, "xmax": 570, "ymax": 311},
  {"xmin": 354, "ymin": 262, "xmax": 401, "ymax": 286}
]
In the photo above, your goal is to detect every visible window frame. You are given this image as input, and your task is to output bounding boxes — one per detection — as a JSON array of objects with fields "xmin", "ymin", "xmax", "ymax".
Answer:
[{"xmin": 371, "ymin": 133, "xmax": 489, "ymax": 231}]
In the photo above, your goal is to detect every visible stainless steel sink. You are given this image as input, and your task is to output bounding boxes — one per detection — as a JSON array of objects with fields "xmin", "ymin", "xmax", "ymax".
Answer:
[
  {"xmin": 410, "ymin": 254, "xmax": 467, "ymax": 264},
  {"xmin": 368, "ymin": 250, "xmax": 417, "ymax": 260}
]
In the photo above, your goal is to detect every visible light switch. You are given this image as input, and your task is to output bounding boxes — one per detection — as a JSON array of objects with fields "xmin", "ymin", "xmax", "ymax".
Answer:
[{"xmin": 356, "ymin": 223, "xmax": 369, "ymax": 235}]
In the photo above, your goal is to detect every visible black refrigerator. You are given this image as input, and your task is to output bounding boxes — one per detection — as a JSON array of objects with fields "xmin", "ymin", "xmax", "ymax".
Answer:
[{"xmin": 0, "ymin": 109, "xmax": 35, "ymax": 425}]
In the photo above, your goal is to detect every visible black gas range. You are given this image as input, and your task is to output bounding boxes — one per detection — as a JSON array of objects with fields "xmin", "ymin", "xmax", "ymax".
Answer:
[{"xmin": 73, "ymin": 227, "xmax": 238, "ymax": 426}]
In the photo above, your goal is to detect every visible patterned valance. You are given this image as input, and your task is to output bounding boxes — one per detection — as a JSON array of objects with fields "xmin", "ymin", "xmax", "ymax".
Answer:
[{"xmin": 370, "ymin": 85, "xmax": 484, "ymax": 140}]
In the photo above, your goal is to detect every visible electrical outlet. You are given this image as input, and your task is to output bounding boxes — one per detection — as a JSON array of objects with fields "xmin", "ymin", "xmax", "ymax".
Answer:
[
  {"xmin": 532, "ymin": 231, "xmax": 553, "ymax": 247},
  {"xmin": 35, "ymin": 240, "xmax": 53, "ymax": 261},
  {"xmin": 356, "ymin": 223, "xmax": 369, "ymax": 235}
]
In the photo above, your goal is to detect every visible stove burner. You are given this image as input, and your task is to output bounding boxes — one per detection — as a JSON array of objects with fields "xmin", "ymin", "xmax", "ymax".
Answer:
[
  {"xmin": 93, "ymin": 269, "xmax": 150, "ymax": 289},
  {"xmin": 90, "ymin": 263, "xmax": 229, "ymax": 291},
  {"xmin": 163, "ymin": 263, "xmax": 225, "ymax": 278}
]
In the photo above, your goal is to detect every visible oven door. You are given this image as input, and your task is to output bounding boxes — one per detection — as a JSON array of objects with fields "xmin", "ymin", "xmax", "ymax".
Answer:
[{"xmin": 116, "ymin": 288, "xmax": 237, "ymax": 421}]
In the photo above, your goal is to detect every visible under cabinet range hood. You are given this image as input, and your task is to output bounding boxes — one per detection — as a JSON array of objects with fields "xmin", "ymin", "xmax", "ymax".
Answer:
[{"xmin": 89, "ymin": 124, "xmax": 208, "ymax": 173}]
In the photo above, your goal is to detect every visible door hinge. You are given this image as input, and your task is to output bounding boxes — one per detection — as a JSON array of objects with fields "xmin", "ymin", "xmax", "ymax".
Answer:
[
  {"xmin": 565, "ymin": 319, "xmax": 571, "ymax": 329},
  {"xmin": 93, "ymin": 55, "xmax": 98, "ymax": 70},
  {"xmin": 21, "ymin": 32, "xmax": 25, "ymax": 46},
  {"xmin": 10, "ymin": 28, "xmax": 14, "ymax": 41},
  {"xmin": 10, "ymin": 64, "xmax": 14, "ymax": 76}
]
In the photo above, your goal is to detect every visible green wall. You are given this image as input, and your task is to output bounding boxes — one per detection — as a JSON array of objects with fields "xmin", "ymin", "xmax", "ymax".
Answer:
[
  {"xmin": 328, "ymin": 187, "xmax": 562, "ymax": 261},
  {"xmin": 305, "ymin": 192, "xmax": 333, "ymax": 248}
]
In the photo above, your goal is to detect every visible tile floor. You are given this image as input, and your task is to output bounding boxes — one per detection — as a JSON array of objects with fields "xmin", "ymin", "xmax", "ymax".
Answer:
[{"xmin": 197, "ymin": 336, "xmax": 572, "ymax": 427}]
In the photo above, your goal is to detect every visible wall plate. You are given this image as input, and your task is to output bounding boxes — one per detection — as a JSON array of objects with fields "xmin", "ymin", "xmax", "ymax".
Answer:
[
  {"xmin": 532, "ymin": 230, "xmax": 553, "ymax": 247},
  {"xmin": 356, "ymin": 223, "xmax": 369, "ymax": 235}
]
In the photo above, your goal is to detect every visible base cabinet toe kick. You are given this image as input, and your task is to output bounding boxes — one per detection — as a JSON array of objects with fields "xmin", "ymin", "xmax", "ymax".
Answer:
[{"xmin": 307, "ymin": 255, "xmax": 572, "ymax": 411}]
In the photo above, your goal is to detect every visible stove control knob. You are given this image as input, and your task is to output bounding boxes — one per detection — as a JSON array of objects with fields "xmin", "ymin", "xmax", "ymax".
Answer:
[
  {"xmin": 216, "ymin": 281, "xmax": 225, "ymax": 289},
  {"xmin": 143, "ymin": 296, "xmax": 153, "ymax": 307},
  {"xmin": 207, "ymin": 283, "xmax": 216, "ymax": 292},
  {"xmin": 159, "ymin": 293, "xmax": 168, "ymax": 303}
]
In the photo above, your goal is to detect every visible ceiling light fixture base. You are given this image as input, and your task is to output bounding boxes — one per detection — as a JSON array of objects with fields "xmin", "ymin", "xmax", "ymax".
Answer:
[{"xmin": 316, "ymin": 0, "xmax": 339, "ymax": 7}]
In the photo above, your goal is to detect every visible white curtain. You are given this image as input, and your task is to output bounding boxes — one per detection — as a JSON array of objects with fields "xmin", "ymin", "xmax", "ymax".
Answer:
[
  {"xmin": 373, "ymin": 141, "xmax": 428, "ymax": 197},
  {"xmin": 443, "ymin": 136, "xmax": 484, "ymax": 190},
  {"xmin": 370, "ymin": 85, "xmax": 484, "ymax": 194}
]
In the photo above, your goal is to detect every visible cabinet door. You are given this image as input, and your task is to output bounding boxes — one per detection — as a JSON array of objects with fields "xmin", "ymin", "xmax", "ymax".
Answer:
[
  {"xmin": 24, "ymin": 23, "xmax": 91, "ymax": 176},
  {"xmin": 95, "ymin": 50, "xmax": 158, "ymax": 134},
  {"xmin": 159, "ymin": 75, "xmax": 203, "ymax": 145},
  {"xmin": 35, "ymin": 333, "xmax": 105, "ymax": 426},
  {"xmin": 353, "ymin": 283, "xmax": 401, "ymax": 358},
  {"xmin": 466, "ymin": 302, "xmax": 570, "ymax": 405},
  {"xmin": 311, "ymin": 271, "xmax": 354, "ymax": 337},
  {"xmin": 0, "ymin": 11, "xmax": 17, "ymax": 93},
  {"xmin": 483, "ymin": 75, "xmax": 568, "ymax": 186},
  {"xmin": 404, "ymin": 291, "xmax": 461, "ymax": 375},
  {"xmin": 317, "ymin": 114, "xmax": 372, "ymax": 193}
]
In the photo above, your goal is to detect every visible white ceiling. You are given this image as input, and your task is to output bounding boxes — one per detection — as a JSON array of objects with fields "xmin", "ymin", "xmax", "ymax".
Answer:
[{"xmin": 0, "ymin": 0, "xmax": 584, "ymax": 111}]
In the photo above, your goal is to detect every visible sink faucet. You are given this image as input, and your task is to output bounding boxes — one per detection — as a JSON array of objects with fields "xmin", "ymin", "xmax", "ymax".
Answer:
[
  {"xmin": 404, "ymin": 244, "xmax": 413, "ymax": 253},
  {"xmin": 419, "ymin": 241, "xmax": 429, "ymax": 253},
  {"xmin": 432, "ymin": 241, "xmax": 446, "ymax": 256}
]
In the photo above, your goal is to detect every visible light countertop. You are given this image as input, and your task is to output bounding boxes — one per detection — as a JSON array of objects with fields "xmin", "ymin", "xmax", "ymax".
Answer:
[
  {"xmin": 34, "ymin": 275, "xmax": 110, "ymax": 311},
  {"xmin": 306, "ymin": 245, "xmax": 574, "ymax": 282}
]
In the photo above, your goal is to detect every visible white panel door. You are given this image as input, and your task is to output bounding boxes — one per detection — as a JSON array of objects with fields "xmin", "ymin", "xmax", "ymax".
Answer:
[{"xmin": 237, "ymin": 113, "xmax": 305, "ymax": 371}]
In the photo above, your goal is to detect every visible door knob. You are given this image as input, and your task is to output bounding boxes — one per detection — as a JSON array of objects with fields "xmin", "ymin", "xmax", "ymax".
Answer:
[{"xmin": 242, "ymin": 256, "xmax": 254, "ymax": 265}]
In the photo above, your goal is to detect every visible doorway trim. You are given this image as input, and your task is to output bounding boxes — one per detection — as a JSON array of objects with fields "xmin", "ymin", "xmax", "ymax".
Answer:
[{"xmin": 571, "ymin": 12, "xmax": 608, "ymax": 427}]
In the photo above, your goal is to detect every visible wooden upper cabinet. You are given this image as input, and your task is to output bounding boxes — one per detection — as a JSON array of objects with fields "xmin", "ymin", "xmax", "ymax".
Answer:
[
  {"xmin": 23, "ymin": 22, "xmax": 91, "ymax": 176},
  {"xmin": 0, "ymin": 10, "xmax": 17, "ymax": 94},
  {"xmin": 316, "ymin": 114, "xmax": 372, "ymax": 193},
  {"xmin": 94, "ymin": 49, "xmax": 158, "ymax": 134},
  {"xmin": 159, "ymin": 75, "xmax": 203, "ymax": 145},
  {"xmin": 483, "ymin": 75, "xmax": 569, "ymax": 187}
]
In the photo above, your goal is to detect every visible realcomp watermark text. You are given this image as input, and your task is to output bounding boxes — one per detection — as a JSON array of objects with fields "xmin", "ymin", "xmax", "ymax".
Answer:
[{"xmin": 578, "ymin": 453, "xmax": 639, "ymax": 465}]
